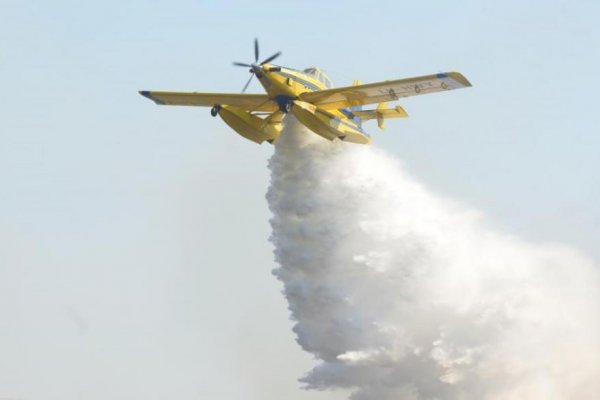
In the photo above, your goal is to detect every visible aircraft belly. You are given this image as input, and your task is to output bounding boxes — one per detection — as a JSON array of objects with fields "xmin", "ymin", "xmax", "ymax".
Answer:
[{"xmin": 291, "ymin": 105, "xmax": 370, "ymax": 145}]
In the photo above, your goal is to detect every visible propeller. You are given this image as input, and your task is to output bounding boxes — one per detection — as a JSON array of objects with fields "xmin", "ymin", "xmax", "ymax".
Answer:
[
  {"xmin": 232, "ymin": 38, "xmax": 282, "ymax": 93},
  {"xmin": 241, "ymin": 74, "xmax": 254, "ymax": 93}
]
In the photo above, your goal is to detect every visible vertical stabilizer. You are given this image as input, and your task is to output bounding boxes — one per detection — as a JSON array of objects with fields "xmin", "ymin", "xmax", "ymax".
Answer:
[
  {"xmin": 350, "ymin": 80, "xmax": 363, "ymax": 127},
  {"xmin": 376, "ymin": 102, "xmax": 387, "ymax": 129}
]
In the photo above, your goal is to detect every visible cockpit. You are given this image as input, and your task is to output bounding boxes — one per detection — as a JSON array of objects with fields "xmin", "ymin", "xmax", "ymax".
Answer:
[{"xmin": 303, "ymin": 67, "xmax": 333, "ymax": 89}]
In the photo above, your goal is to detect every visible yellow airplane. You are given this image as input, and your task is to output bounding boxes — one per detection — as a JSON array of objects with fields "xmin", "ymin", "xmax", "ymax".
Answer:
[{"xmin": 139, "ymin": 39, "xmax": 471, "ymax": 145}]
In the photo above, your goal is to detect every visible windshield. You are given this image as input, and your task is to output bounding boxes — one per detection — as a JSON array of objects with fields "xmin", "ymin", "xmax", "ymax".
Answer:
[{"xmin": 303, "ymin": 67, "xmax": 333, "ymax": 88}]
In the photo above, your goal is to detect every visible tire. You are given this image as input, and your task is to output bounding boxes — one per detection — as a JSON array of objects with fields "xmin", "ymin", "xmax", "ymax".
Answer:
[{"xmin": 210, "ymin": 105, "xmax": 220, "ymax": 117}]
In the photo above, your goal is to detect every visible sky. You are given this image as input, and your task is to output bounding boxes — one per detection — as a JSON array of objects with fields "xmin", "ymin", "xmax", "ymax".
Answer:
[{"xmin": 1, "ymin": 1, "xmax": 599, "ymax": 399}]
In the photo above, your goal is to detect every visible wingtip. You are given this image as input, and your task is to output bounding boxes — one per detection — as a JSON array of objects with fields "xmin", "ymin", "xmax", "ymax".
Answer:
[
  {"xmin": 447, "ymin": 72, "xmax": 473, "ymax": 87},
  {"xmin": 138, "ymin": 90, "xmax": 165, "ymax": 105}
]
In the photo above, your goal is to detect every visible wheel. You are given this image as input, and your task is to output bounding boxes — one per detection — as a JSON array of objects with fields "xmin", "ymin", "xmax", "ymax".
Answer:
[
  {"xmin": 283, "ymin": 101, "xmax": 292, "ymax": 113},
  {"xmin": 210, "ymin": 105, "xmax": 221, "ymax": 117}
]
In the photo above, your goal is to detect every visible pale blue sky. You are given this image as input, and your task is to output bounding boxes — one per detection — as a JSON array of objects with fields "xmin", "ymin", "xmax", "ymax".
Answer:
[{"xmin": 1, "ymin": 1, "xmax": 599, "ymax": 399}]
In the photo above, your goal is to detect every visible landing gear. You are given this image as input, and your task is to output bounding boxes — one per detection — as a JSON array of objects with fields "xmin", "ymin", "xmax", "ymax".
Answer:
[
  {"xmin": 210, "ymin": 105, "xmax": 221, "ymax": 117},
  {"xmin": 274, "ymin": 96, "xmax": 294, "ymax": 114},
  {"xmin": 279, "ymin": 100, "xmax": 292, "ymax": 113}
]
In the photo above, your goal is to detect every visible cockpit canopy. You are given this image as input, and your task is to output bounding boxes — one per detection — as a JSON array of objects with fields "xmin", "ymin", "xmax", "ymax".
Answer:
[{"xmin": 303, "ymin": 67, "xmax": 333, "ymax": 89}]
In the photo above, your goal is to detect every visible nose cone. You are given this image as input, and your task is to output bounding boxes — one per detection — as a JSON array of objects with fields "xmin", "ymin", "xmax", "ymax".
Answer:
[{"xmin": 251, "ymin": 64, "xmax": 263, "ymax": 75}]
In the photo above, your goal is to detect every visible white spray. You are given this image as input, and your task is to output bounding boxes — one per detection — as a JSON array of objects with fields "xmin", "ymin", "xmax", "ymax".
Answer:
[{"xmin": 267, "ymin": 118, "xmax": 600, "ymax": 400}]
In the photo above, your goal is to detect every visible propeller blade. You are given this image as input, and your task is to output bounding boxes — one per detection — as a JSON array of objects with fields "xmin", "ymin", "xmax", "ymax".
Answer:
[
  {"xmin": 233, "ymin": 61, "xmax": 252, "ymax": 67},
  {"xmin": 254, "ymin": 38, "xmax": 259, "ymax": 63},
  {"xmin": 241, "ymin": 74, "xmax": 254, "ymax": 93},
  {"xmin": 260, "ymin": 51, "xmax": 281, "ymax": 65}
]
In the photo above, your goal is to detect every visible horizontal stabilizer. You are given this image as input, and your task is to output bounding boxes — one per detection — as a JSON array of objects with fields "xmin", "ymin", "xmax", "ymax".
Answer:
[{"xmin": 352, "ymin": 103, "xmax": 408, "ymax": 129}]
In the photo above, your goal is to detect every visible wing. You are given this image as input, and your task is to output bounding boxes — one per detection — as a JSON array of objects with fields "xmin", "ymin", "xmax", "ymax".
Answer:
[
  {"xmin": 299, "ymin": 72, "xmax": 471, "ymax": 110},
  {"xmin": 139, "ymin": 91, "xmax": 278, "ymax": 112}
]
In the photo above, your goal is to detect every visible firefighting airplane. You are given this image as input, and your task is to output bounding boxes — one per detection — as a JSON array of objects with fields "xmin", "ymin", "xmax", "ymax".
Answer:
[{"xmin": 139, "ymin": 39, "xmax": 471, "ymax": 145}]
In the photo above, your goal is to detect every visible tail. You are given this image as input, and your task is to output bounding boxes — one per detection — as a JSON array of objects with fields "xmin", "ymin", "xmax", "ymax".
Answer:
[{"xmin": 351, "ymin": 102, "xmax": 409, "ymax": 130}]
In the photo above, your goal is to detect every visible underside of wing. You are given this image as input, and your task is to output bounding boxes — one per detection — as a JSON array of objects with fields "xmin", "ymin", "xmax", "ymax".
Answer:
[
  {"xmin": 299, "ymin": 72, "xmax": 471, "ymax": 110},
  {"xmin": 139, "ymin": 91, "xmax": 278, "ymax": 112}
]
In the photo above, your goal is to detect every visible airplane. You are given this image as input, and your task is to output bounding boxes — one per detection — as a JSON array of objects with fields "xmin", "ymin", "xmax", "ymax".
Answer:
[{"xmin": 139, "ymin": 39, "xmax": 471, "ymax": 145}]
